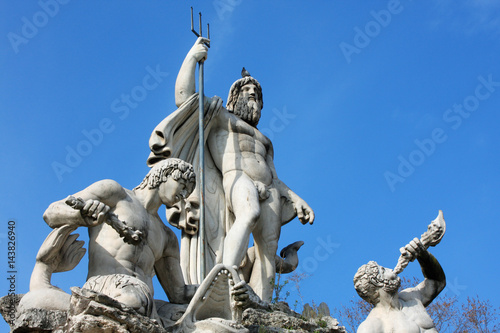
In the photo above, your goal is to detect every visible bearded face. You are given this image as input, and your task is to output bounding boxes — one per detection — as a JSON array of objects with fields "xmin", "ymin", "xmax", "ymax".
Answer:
[
  {"xmin": 233, "ymin": 96, "xmax": 261, "ymax": 127},
  {"xmin": 375, "ymin": 265, "xmax": 401, "ymax": 295},
  {"xmin": 382, "ymin": 275, "xmax": 401, "ymax": 294},
  {"xmin": 232, "ymin": 83, "xmax": 262, "ymax": 127}
]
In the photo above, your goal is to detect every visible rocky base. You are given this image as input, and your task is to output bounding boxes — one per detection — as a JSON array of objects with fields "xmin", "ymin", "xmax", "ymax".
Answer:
[
  {"xmin": 242, "ymin": 302, "xmax": 345, "ymax": 333},
  {"xmin": 1, "ymin": 294, "xmax": 345, "ymax": 333}
]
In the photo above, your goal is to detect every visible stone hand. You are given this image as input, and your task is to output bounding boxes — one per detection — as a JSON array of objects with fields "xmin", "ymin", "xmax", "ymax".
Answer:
[
  {"xmin": 55, "ymin": 233, "xmax": 86, "ymax": 272},
  {"xmin": 188, "ymin": 37, "xmax": 209, "ymax": 63},
  {"xmin": 231, "ymin": 280, "xmax": 269, "ymax": 310},
  {"xmin": 394, "ymin": 211, "xmax": 446, "ymax": 274},
  {"xmin": 399, "ymin": 238, "xmax": 426, "ymax": 263},
  {"xmin": 81, "ymin": 198, "xmax": 111, "ymax": 226},
  {"xmin": 295, "ymin": 199, "xmax": 315, "ymax": 225},
  {"xmin": 231, "ymin": 281, "xmax": 250, "ymax": 307},
  {"xmin": 66, "ymin": 196, "xmax": 143, "ymax": 245},
  {"xmin": 36, "ymin": 225, "xmax": 85, "ymax": 274}
]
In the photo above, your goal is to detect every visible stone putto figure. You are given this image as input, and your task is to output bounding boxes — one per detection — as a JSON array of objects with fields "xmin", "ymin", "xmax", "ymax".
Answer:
[{"xmin": 147, "ymin": 37, "xmax": 315, "ymax": 301}]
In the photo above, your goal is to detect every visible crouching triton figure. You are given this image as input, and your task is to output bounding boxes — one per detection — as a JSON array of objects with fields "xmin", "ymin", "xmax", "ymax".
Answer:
[
  {"xmin": 354, "ymin": 211, "xmax": 447, "ymax": 333},
  {"xmin": 40, "ymin": 158, "xmax": 198, "ymax": 319}
]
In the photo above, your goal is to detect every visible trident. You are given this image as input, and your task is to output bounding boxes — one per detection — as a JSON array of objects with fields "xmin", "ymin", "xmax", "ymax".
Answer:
[{"xmin": 191, "ymin": 7, "xmax": 210, "ymax": 281}]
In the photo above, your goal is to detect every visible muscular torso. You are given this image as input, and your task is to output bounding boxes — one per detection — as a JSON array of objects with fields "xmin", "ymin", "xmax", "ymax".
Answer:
[
  {"xmin": 87, "ymin": 189, "xmax": 170, "ymax": 289},
  {"xmin": 360, "ymin": 297, "xmax": 437, "ymax": 333},
  {"xmin": 399, "ymin": 297, "xmax": 437, "ymax": 333},
  {"xmin": 208, "ymin": 109, "xmax": 274, "ymax": 186}
]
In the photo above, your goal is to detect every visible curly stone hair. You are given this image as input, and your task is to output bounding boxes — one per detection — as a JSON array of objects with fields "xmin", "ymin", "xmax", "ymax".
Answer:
[
  {"xmin": 226, "ymin": 76, "xmax": 263, "ymax": 112},
  {"xmin": 353, "ymin": 261, "xmax": 384, "ymax": 305},
  {"xmin": 135, "ymin": 158, "xmax": 196, "ymax": 193}
]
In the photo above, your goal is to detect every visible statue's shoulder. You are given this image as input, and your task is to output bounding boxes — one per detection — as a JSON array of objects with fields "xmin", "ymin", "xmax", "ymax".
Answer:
[
  {"xmin": 207, "ymin": 95, "xmax": 226, "ymax": 115},
  {"xmin": 398, "ymin": 286, "xmax": 421, "ymax": 303},
  {"xmin": 87, "ymin": 179, "xmax": 127, "ymax": 201},
  {"xmin": 358, "ymin": 311, "xmax": 384, "ymax": 333},
  {"xmin": 208, "ymin": 97, "xmax": 231, "ymax": 124}
]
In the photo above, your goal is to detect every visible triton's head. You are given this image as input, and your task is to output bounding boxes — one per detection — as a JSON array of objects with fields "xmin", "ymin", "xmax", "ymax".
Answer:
[{"xmin": 353, "ymin": 261, "xmax": 401, "ymax": 305}]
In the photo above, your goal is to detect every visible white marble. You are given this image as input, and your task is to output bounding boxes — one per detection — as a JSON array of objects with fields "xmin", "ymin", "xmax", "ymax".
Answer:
[
  {"xmin": 18, "ymin": 225, "xmax": 84, "ymax": 312},
  {"xmin": 27, "ymin": 158, "xmax": 198, "ymax": 320},
  {"xmin": 354, "ymin": 212, "xmax": 447, "ymax": 333},
  {"xmin": 148, "ymin": 37, "xmax": 314, "ymax": 301}
]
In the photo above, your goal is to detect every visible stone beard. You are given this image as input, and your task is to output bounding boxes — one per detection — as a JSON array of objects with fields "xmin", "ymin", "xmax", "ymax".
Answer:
[
  {"xmin": 232, "ymin": 96, "xmax": 261, "ymax": 127},
  {"xmin": 382, "ymin": 276, "xmax": 401, "ymax": 294}
]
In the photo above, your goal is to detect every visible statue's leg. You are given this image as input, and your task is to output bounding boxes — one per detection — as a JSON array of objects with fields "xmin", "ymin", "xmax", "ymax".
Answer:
[
  {"xmin": 248, "ymin": 188, "xmax": 281, "ymax": 301},
  {"xmin": 222, "ymin": 171, "xmax": 261, "ymax": 267}
]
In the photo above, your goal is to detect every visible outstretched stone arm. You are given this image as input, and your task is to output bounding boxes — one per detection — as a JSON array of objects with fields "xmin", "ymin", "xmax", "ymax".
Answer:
[
  {"xmin": 18, "ymin": 225, "xmax": 86, "ymax": 313},
  {"xmin": 400, "ymin": 238, "xmax": 446, "ymax": 307},
  {"xmin": 416, "ymin": 250, "xmax": 446, "ymax": 306},
  {"xmin": 43, "ymin": 179, "xmax": 125, "ymax": 229},
  {"xmin": 175, "ymin": 37, "xmax": 209, "ymax": 107},
  {"xmin": 266, "ymin": 144, "xmax": 315, "ymax": 225}
]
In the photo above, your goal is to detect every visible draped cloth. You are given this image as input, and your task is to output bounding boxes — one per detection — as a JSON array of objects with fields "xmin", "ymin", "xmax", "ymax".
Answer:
[{"xmin": 147, "ymin": 94, "xmax": 228, "ymax": 284}]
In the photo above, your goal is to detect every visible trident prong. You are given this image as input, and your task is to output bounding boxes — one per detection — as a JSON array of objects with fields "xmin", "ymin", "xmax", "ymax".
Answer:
[
  {"xmin": 191, "ymin": 7, "xmax": 210, "ymax": 47},
  {"xmin": 189, "ymin": 6, "xmax": 211, "ymax": 282}
]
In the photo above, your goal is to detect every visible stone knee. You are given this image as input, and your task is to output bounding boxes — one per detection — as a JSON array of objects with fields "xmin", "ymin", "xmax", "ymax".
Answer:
[
  {"xmin": 231, "ymin": 197, "xmax": 261, "ymax": 236},
  {"xmin": 83, "ymin": 274, "xmax": 153, "ymax": 317},
  {"xmin": 238, "ymin": 208, "xmax": 260, "ymax": 230},
  {"xmin": 113, "ymin": 285, "xmax": 150, "ymax": 316}
]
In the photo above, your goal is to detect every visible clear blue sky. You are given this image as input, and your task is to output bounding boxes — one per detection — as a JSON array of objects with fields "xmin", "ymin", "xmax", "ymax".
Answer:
[{"xmin": 1, "ymin": 1, "xmax": 499, "ymax": 331}]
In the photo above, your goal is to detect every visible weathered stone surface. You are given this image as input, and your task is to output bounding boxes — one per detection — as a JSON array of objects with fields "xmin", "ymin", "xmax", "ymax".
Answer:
[
  {"xmin": 13, "ymin": 307, "xmax": 67, "ymax": 333},
  {"xmin": 66, "ymin": 287, "xmax": 167, "ymax": 333},
  {"xmin": 0, "ymin": 294, "xmax": 23, "ymax": 328},
  {"xmin": 2, "ymin": 294, "xmax": 68, "ymax": 333},
  {"xmin": 269, "ymin": 301, "xmax": 297, "ymax": 316},
  {"xmin": 317, "ymin": 302, "xmax": 331, "ymax": 318},
  {"xmin": 302, "ymin": 303, "xmax": 316, "ymax": 319},
  {"xmin": 302, "ymin": 302, "xmax": 331, "ymax": 320},
  {"xmin": 242, "ymin": 304, "xmax": 345, "ymax": 333},
  {"xmin": 2, "ymin": 293, "xmax": 344, "ymax": 333}
]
